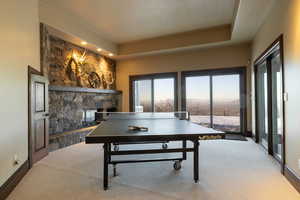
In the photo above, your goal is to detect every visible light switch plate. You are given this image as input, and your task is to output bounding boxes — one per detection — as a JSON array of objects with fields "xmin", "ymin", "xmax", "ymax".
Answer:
[{"xmin": 283, "ymin": 92, "xmax": 288, "ymax": 102}]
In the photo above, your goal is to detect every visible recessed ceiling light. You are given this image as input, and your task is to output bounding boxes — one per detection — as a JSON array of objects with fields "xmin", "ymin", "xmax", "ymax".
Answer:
[
  {"xmin": 97, "ymin": 48, "xmax": 102, "ymax": 52},
  {"xmin": 108, "ymin": 53, "xmax": 114, "ymax": 57},
  {"xmin": 81, "ymin": 41, "xmax": 87, "ymax": 45}
]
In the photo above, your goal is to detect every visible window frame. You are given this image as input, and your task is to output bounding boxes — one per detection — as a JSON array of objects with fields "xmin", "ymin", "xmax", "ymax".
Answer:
[{"xmin": 129, "ymin": 72, "xmax": 178, "ymax": 112}]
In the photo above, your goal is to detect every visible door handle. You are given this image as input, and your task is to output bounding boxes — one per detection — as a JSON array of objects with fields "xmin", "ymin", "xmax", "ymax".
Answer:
[{"xmin": 44, "ymin": 113, "xmax": 49, "ymax": 117}]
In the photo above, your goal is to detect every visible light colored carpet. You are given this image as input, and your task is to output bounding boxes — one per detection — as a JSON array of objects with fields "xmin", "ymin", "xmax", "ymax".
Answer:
[{"xmin": 7, "ymin": 140, "xmax": 300, "ymax": 200}]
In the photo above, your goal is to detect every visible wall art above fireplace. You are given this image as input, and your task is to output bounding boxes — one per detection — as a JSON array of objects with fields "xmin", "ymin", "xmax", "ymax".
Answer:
[{"xmin": 41, "ymin": 24, "xmax": 116, "ymax": 90}]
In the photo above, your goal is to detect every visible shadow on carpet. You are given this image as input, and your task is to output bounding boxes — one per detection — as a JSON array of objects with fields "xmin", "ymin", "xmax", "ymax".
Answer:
[{"xmin": 225, "ymin": 134, "xmax": 248, "ymax": 141}]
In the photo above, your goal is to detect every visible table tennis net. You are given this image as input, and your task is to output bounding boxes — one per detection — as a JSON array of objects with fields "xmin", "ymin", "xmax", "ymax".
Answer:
[{"xmin": 95, "ymin": 112, "xmax": 190, "ymax": 121}]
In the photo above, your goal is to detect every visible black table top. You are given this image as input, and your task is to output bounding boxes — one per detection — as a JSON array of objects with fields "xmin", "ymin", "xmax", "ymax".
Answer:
[{"xmin": 85, "ymin": 113, "xmax": 224, "ymax": 143}]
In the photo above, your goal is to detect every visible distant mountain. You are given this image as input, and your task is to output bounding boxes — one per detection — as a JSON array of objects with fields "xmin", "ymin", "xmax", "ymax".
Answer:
[
  {"xmin": 187, "ymin": 98, "xmax": 239, "ymax": 104},
  {"xmin": 186, "ymin": 98, "xmax": 240, "ymax": 116}
]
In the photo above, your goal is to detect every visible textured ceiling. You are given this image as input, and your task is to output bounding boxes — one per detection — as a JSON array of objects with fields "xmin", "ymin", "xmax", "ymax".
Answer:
[{"xmin": 40, "ymin": 0, "xmax": 236, "ymax": 43}]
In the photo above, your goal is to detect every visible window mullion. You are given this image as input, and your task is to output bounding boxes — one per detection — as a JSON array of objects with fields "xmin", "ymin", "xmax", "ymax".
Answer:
[
  {"xmin": 210, "ymin": 75, "xmax": 213, "ymax": 128},
  {"xmin": 151, "ymin": 78, "xmax": 154, "ymax": 112}
]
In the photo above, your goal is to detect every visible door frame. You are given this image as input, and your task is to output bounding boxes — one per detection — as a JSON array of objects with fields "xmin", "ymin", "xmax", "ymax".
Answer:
[
  {"xmin": 253, "ymin": 35, "xmax": 286, "ymax": 173},
  {"xmin": 129, "ymin": 72, "xmax": 178, "ymax": 112},
  {"xmin": 181, "ymin": 67, "xmax": 247, "ymax": 135}
]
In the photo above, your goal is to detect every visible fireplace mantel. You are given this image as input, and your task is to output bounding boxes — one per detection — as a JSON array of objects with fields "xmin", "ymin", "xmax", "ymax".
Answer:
[{"xmin": 49, "ymin": 85, "xmax": 122, "ymax": 94}]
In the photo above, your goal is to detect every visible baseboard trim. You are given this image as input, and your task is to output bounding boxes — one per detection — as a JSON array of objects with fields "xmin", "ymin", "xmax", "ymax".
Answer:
[
  {"xmin": 284, "ymin": 166, "xmax": 300, "ymax": 193},
  {"xmin": 0, "ymin": 160, "xmax": 29, "ymax": 200}
]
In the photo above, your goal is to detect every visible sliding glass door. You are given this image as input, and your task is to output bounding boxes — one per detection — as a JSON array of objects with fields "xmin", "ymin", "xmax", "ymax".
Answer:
[
  {"xmin": 183, "ymin": 68, "xmax": 246, "ymax": 134},
  {"xmin": 271, "ymin": 53, "xmax": 284, "ymax": 160},
  {"xmin": 131, "ymin": 73, "xmax": 177, "ymax": 112},
  {"xmin": 212, "ymin": 74, "xmax": 241, "ymax": 132},
  {"xmin": 134, "ymin": 80, "xmax": 152, "ymax": 112},
  {"xmin": 154, "ymin": 78, "xmax": 175, "ymax": 112},
  {"xmin": 256, "ymin": 61, "xmax": 269, "ymax": 149},
  {"xmin": 186, "ymin": 76, "xmax": 211, "ymax": 128},
  {"xmin": 255, "ymin": 39, "xmax": 284, "ymax": 163}
]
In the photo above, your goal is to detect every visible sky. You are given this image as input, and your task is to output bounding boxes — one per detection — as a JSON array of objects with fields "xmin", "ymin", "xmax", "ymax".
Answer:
[
  {"xmin": 186, "ymin": 74, "xmax": 240, "ymax": 102},
  {"xmin": 154, "ymin": 78, "xmax": 174, "ymax": 100}
]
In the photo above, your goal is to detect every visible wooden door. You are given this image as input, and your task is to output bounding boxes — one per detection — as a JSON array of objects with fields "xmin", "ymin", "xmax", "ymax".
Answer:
[{"xmin": 29, "ymin": 74, "xmax": 49, "ymax": 166}]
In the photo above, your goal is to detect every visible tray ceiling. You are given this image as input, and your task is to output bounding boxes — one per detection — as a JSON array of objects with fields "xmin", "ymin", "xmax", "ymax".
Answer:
[{"xmin": 40, "ymin": 0, "xmax": 236, "ymax": 43}]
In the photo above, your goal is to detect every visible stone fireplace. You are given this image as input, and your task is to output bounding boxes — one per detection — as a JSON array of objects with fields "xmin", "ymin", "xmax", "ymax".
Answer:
[
  {"xmin": 40, "ymin": 24, "xmax": 122, "ymax": 151},
  {"xmin": 48, "ymin": 86, "xmax": 121, "ymax": 151},
  {"xmin": 49, "ymin": 86, "xmax": 121, "ymax": 134}
]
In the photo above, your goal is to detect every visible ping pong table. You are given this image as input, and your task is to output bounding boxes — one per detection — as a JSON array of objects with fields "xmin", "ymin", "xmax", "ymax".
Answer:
[{"xmin": 85, "ymin": 112, "xmax": 224, "ymax": 190}]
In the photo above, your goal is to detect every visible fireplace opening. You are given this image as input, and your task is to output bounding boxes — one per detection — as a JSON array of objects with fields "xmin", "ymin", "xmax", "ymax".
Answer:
[
  {"xmin": 82, "ymin": 109, "xmax": 97, "ymax": 126},
  {"xmin": 95, "ymin": 107, "xmax": 117, "ymax": 124}
]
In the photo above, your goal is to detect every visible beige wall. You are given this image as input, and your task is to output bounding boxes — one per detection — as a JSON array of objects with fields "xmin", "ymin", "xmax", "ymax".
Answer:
[
  {"xmin": 0, "ymin": 0, "xmax": 40, "ymax": 186},
  {"xmin": 116, "ymin": 43, "xmax": 252, "ymax": 130},
  {"xmin": 251, "ymin": 0, "xmax": 300, "ymax": 177}
]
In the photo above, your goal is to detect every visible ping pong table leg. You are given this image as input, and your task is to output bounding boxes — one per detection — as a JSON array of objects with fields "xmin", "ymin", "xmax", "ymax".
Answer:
[
  {"xmin": 182, "ymin": 140, "xmax": 187, "ymax": 160},
  {"xmin": 193, "ymin": 139, "xmax": 199, "ymax": 183},
  {"xmin": 108, "ymin": 143, "xmax": 112, "ymax": 162},
  {"xmin": 103, "ymin": 143, "xmax": 109, "ymax": 190}
]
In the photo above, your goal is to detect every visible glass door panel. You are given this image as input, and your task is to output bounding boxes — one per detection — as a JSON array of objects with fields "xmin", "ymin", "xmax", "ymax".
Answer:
[
  {"xmin": 257, "ymin": 61, "xmax": 269, "ymax": 149},
  {"xmin": 271, "ymin": 53, "xmax": 283, "ymax": 160},
  {"xmin": 134, "ymin": 80, "xmax": 152, "ymax": 112},
  {"xmin": 212, "ymin": 75, "xmax": 241, "ymax": 132},
  {"xmin": 154, "ymin": 78, "xmax": 175, "ymax": 112},
  {"xmin": 186, "ymin": 76, "xmax": 211, "ymax": 128}
]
